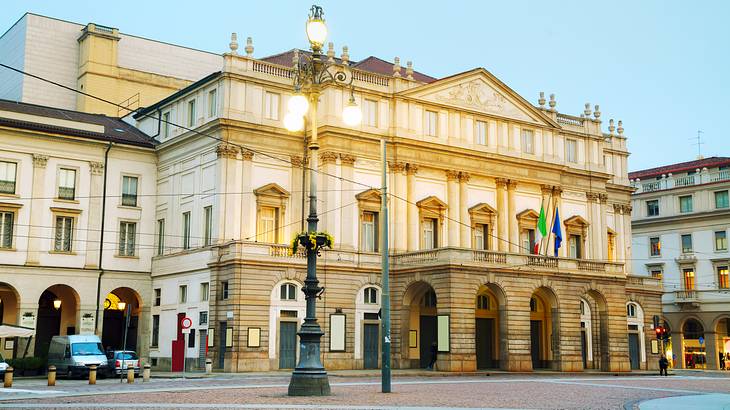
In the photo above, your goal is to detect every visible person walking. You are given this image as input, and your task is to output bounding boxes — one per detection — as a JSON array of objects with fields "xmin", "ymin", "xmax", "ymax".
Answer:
[
  {"xmin": 720, "ymin": 351, "xmax": 726, "ymax": 370},
  {"xmin": 659, "ymin": 354, "xmax": 669, "ymax": 376},
  {"xmin": 426, "ymin": 342, "xmax": 438, "ymax": 370}
]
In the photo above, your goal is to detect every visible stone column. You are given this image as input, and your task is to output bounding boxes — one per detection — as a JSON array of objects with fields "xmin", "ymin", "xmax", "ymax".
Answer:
[
  {"xmin": 614, "ymin": 204, "xmax": 626, "ymax": 263},
  {"xmin": 446, "ymin": 170, "xmax": 460, "ymax": 248},
  {"xmin": 495, "ymin": 178, "xmax": 508, "ymax": 252},
  {"xmin": 505, "ymin": 298, "xmax": 532, "ymax": 371},
  {"xmin": 240, "ymin": 150, "xmax": 254, "ymax": 241},
  {"xmin": 85, "ymin": 161, "xmax": 105, "ymax": 268},
  {"xmin": 599, "ymin": 194, "xmax": 609, "ymax": 261},
  {"xmin": 18, "ymin": 304, "xmax": 39, "ymax": 357},
  {"xmin": 320, "ymin": 152, "xmax": 339, "ymax": 241},
  {"xmin": 390, "ymin": 162, "xmax": 407, "ymax": 252},
  {"xmin": 705, "ymin": 331, "xmax": 719, "ymax": 370},
  {"xmin": 216, "ymin": 144, "xmax": 239, "ymax": 242},
  {"xmin": 289, "ymin": 155, "xmax": 305, "ymax": 234},
  {"xmin": 406, "ymin": 164, "xmax": 419, "ymax": 251},
  {"xmin": 339, "ymin": 154, "xmax": 356, "ymax": 250},
  {"xmin": 26, "ymin": 154, "xmax": 48, "ymax": 265},
  {"xmin": 622, "ymin": 205, "xmax": 633, "ymax": 264},
  {"xmin": 507, "ymin": 180, "xmax": 518, "ymax": 253},
  {"xmin": 585, "ymin": 192, "xmax": 600, "ymax": 260},
  {"xmin": 675, "ymin": 331, "xmax": 685, "ymax": 369},
  {"xmin": 459, "ymin": 172, "xmax": 470, "ymax": 248}
]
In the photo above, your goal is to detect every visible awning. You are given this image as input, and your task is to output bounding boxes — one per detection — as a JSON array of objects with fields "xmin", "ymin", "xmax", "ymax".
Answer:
[{"xmin": 0, "ymin": 324, "xmax": 35, "ymax": 338}]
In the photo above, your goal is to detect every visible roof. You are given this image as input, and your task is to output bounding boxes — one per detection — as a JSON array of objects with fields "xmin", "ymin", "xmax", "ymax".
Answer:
[
  {"xmin": 134, "ymin": 71, "xmax": 222, "ymax": 118},
  {"xmin": 260, "ymin": 50, "xmax": 437, "ymax": 83},
  {"xmin": 629, "ymin": 157, "xmax": 730, "ymax": 180},
  {"xmin": 0, "ymin": 99, "xmax": 156, "ymax": 148}
]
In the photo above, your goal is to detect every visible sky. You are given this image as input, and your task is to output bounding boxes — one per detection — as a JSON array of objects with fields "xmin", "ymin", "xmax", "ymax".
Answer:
[{"xmin": 1, "ymin": 0, "xmax": 728, "ymax": 171}]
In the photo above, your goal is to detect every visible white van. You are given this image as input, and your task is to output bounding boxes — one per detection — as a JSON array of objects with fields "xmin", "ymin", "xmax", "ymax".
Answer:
[{"xmin": 47, "ymin": 335, "xmax": 109, "ymax": 378}]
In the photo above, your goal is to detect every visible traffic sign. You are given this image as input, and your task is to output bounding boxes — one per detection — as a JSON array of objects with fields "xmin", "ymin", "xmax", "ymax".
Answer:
[
  {"xmin": 181, "ymin": 317, "xmax": 193, "ymax": 329},
  {"xmin": 182, "ymin": 328, "xmax": 191, "ymax": 334},
  {"xmin": 699, "ymin": 336, "xmax": 704, "ymax": 345}
]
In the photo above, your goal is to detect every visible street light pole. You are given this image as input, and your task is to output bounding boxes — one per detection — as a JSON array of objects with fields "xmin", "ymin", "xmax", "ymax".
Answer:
[
  {"xmin": 380, "ymin": 139, "xmax": 391, "ymax": 393},
  {"xmin": 119, "ymin": 302, "xmax": 130, "ymax": 383}
]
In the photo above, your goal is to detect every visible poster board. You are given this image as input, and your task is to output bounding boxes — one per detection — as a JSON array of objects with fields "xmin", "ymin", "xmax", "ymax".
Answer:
[
  {"xmin": 329, "ymin": 314, "xmax": 346, "ymax": 352},
  {"xmin": 437, "ymin": 315, "xmax": 450, "ymax": 352},
  {"xmin": 247, "ymin": 327, "xmax": 261, "ymax": 348}
]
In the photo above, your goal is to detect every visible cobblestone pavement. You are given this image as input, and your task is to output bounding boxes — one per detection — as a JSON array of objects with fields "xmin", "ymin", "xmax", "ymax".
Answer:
[{"xmin": 1, "ymin": 372, "xmax": 730, "ymax": 409}]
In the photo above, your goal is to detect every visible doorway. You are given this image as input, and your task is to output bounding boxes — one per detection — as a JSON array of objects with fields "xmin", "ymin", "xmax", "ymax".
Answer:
[
  {"xmin": 363, "ymin": 323, "xmax": 379, "ymax": 369},
  {"xmin": 218, "ymin": 321, "xmax": 227, "ymax": 369},
  {"xmin": 419, "ymin": 315, "xmax": 437, "ymax": 368},
  {"xmin": 279, "ymin": 321, "xmax": 297, "ymax": 369},
  {"xmin": 530, "ymin": 320, "xmax": 543, "ymax": 369},
  {"xmin": 628, "ymin": 333, "xmax": 640, "ymax": 370},
  {"xmin": 476, "ymin": 318, "xmax": 495, "ymax": 369}
]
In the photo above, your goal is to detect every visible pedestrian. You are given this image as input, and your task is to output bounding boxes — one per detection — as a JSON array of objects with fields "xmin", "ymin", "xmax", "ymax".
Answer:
[
  {"xmin": 726, "ymin": 352, "xmax": 730, "ymax": 370},
  {"xmin": 426, "ymin": 342, "xmax": 438, "ymax": 370},
  {"xmin": 659, "ymin": 354, "xmax": 669, "ymax": 376},
  {"xmin": 720, "ymin": 352, "xmax": 726, "ymax": 370}
]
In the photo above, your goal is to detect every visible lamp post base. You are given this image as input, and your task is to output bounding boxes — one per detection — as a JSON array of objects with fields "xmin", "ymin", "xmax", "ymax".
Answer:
[{"xmin": 287, "ymin": 370, "xmax": 331, "ymax": 396}]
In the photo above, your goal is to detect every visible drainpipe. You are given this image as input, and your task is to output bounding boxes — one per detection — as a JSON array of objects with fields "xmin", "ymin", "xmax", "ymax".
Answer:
[{"xmin": 94, "ymin": 142, "xmax": 113, "ymax": 333}]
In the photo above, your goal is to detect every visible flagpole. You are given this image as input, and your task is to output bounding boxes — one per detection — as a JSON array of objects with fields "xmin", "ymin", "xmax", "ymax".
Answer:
[
  {"xmin": 541, "ymin": 190, "xmax": 554, "ymax": 256},
  {"xmin": 545, "ymin": 188, "xmax": 557, "ymax": 257}
]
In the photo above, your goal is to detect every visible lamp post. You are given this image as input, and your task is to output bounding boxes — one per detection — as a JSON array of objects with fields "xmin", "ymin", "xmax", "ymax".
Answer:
[
  {"xmin": 118, "ymin": 301, "xmax": 130, "ymax": 383},
  {"xmin": 285, "ymin": 5, "xmax": 361, "ymax": 396}
]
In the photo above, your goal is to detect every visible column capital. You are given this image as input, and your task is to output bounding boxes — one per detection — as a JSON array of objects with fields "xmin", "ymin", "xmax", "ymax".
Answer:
[
  {"xmin": 406, "ymin": 163, "xmax": 419, "ymax": 175},
  {"xmin": 388, "ymin": 161, "xmax": 406, "ymax": 173},
  {"xmin": 89, "ymin": 161, "xmax": 104, "ymax": 175},
  {"xmin": 613, "ymin": 203, "xmax": 623, "ymax": 213},
  {"xmin": 32, "ymin": 154, "xmax": 48, "ymax": 168},
  {"xmin": 540, "ymin": 184, "xmax": 553, "ymax": 196},
  {"xmin": 622, "ymin": 204, "xmax": 633, "ymax": 213},
  {"xmin": 458, "ymin": 172, "xmax": 471, "ymax": 183},
  {"xmin": 290, "ymin": 155, "xmax": 304, "ymax": 167},
  {"xmin": 216, "ymin": 143, "xmax": 239, "ymax": 159},
  {"xmin": 585, "ymin": 192, "xmax": 600, "ymax": 201},
  {"xmin": 599, "ymin": 193, "xmax": 609, "ymax": 204},
  {"xmin": 506, "ymin": 180, "xmax": 517, "ymax": 190},
  {"xmin": 339, "ymin": 154, "xmax": 356, "ymax": 166},
  {"xmin": 495, "ymin": 177, "xmax": 508, "ymax": 189},
  {"xmin": 241, "ymin": 150, "xmax": 254, "ymax": 161},
  {"xmin": 445, "ymin": 170, "xmax": 460, "ymax": 181},
  {"xmin": 552, "ymin": 186, "xmax": 563, "ymax": 195},
  {"xmin": 319, "ymin": 151, "xmax": 338, "ymax": 165}
]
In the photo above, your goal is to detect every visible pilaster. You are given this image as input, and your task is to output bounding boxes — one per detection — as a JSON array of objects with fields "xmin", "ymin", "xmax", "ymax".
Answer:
[
  {"xmin": 495, "ymin": 178, "xmax": 508, "ymax": 252},
  {"xmin": 507, "ymin": 180, "xmax": 518, "ymax": 253},
  {"xmin": 84, "ymin": 161, "xmax": 105, "ymax": 268},
  {"xmin": 240, "ymin": 150, "xmax": 254, "ymax": 240},
  {"xmin": 319, "ymin": 151, "xmax": 339, "ymax": 241},
  {"xmin": 216, "ymin": 143, "xmax": 241, "ymax": 242},
  {"xmin": 339, "ymin": 154, "xmax": 356, "ymax": 250},
  {"xmin": 25, "ymin": 154, "xmax": 48, "ymax": 265},
  {"xmin": 406, "ymin": 164, "xmax": 419, "ymax": 251},
  {"xmin": 458, "ymin": 172, "xmax": 470, "ymax": 248},
  {"xmin": 613, "ymin": 204, "xmax": 626, "ymax": 263},
  {"xmin": 446, "ymin": 170, "xmax": 460, "ymax": 248},
  {"xmin": 389, "ymin": 162, "xmax": 407, "ymax": 252}
]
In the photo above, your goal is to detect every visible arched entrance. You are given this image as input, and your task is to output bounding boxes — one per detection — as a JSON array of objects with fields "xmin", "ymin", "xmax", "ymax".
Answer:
[
  {"xmin": 355, "ymin": 284, "xmax": 381, "ymax": 369},
  {"xmin": 682, "ymin": 318, "xmax": 705, "ymax": 369},
  {"xmin": 529, "ymin": 287, "xmax": 558, "ymax": 370},
  {"xmin": 579, "ymin": 298, "xmax": 592, "ymax": 369},
  {"xmin": 402, "ymin": 281, "xmax": 438, "ymax": 368},
  {"xmin": 475, "ymin": 284, "xmax": 506, "ymax": 369},
  {"xmin": 716, "ymin": 316, "xmax": 730, "ymax": 369},
  {"xmin": 35, "ymin": 284, "xmax": 79, "ymax": 356},
  {"xmin": 626, "ymin": 302, "xmax": 646, "ymax": 370},
  {"xmin": 102, "ymin": 287, "xmax": 142, "ymax": 353},
  {"xmin": 0, "ymin": 282, "xmax": 20, "ymax": 358},
  {"xmin": 579, "ymin": 290, "xmax": 610, "ymax": 371}
]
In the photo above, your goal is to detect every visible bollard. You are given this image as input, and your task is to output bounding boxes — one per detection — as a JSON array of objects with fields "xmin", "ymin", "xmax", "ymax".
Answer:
[
  {"xmin": 142, "ymin": 364, "xmax": 150, "ymax": 382},
  {"xmin": 126, "ymin": 364, "xmax": 134, "ymax": 384},
  {"xmin": 3, "ymin": 367, "xmax": 12, "ymax": 388},
  {"xmin": 205, "ymin": 358, "xmax": 212, "ymax": 374},
  {"xmin": 88, "ymin": 364, "xmax": 97, "ymax": 385},
  {"xmin": 47, "ymin": 365, "xmax": 56, "ymax": 386}
]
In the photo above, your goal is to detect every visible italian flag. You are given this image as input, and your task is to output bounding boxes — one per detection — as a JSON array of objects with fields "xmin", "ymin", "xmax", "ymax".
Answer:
[{"xmin": 535, "ymin": 204, "xmax": 547, "ymax": 254}]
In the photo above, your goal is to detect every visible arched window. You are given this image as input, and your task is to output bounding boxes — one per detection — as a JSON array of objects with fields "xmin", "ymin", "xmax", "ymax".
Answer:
[
  {"xmin": 364, "ymin": 287, "xmax": 378, "ymax": 304},
  {"xmin": 626, "ymin": 303, "xmax": 637, "ymax": 318},
  {"xmin": 422, "ymin": 289, "xmax": 437, "ymax": 307},
  {"xmin": 530, "ymin": 297, "xmax": 538, "ymax": 312},
  {"xmin": 477, "ymin": 294, "xmax": 490, "ymax": 310},
  {"xmin": 580, "ymin": 300, "xmax": 586, "ymax": 315},
  {"xmin": 280, "ymin": 283, "xmax": 297, "ymax": 301}
]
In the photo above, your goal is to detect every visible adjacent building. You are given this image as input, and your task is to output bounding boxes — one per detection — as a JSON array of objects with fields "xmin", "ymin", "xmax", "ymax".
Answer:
[{"xmin": 630, "ymin": 157, "xmax": 730, "ymax": 370}]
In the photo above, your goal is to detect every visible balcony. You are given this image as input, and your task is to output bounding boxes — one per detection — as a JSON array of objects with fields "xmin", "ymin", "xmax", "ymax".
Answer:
[{"xmin": 631, "ymin": 169, "xmax": 730, "ymax": 194}]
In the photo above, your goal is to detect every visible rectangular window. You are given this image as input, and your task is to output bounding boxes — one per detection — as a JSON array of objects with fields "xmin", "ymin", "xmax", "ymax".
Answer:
[
  {"xmin": 58, "ymin": 168, "xmax": 76, "ymax": 200},
  {"xmin": 650, "ymin": 237, "xmax": 661, "ymax": 256},
  {"xmin": 683, "ymin": 268, "xmax": 695, "ymax": 290},
  {"xmin": 182, "ymin": 211, "xmax": 191, "ymax": 250},
  {"xmin": 718, "ymin": 266, "xmax": 729, "ymax": 289},
  {"xmin": 54, "ymin": 216, "xmax": 74, "ymax": 252},
  {"xmin": 154, "ymin": 288, "xmax": 161, "ymax": 306},
  {"xmin": 221, "ymin": 281, "xmax": 229, "ymax": 300},
  {"xmin": 521, "ymin": 229, "xmax": 536, "ymax": 254},
  {"xmin": 188, "ymin": 99, "xmax": 196, "ymax": 127},
  {"xmin": 162, "ymin": 112, "xmax": 171, "ymax": 138},
  {"xmin": 200, "ymin": 282, "xmax": 209, "ymax": 302},
  {"xmin": 199, "ymin": 311, "xmax": 208, "ymax": 325},
  {"xmin": 650, "ymin": 268, "xmax": 663, "ymax": 280},
  {"xmin": 361, "ymin": 211, "xmax": 379, "ymax": 252},
  {"xmin": 715, "ymin": 191, "xmax": 729, "ymax": 209},
  {"xmin": 679, "ymin": 195, "xmax": 693, "ymax": 213},
  {"xmin": 0, "ymin": 211, "xmax": 13, "ymax": 249},
  {"xmin": 423, "ymin": 218, "xmax": 438, "ymax": 249},
  {"xmin": 566, "ymin": 139, "xmax": 577, "ymax": 163},
  {"xmin": 257, "ymin": 206, "xmax": 279, "ymax": 243},
  {"xmin": 716, "ymin": 231, "xmax": 728, "ymax": 251},
  {"xmin": 179, "ymin": 285, "xmax": 187, "ymax": 303},
  {"xmin": 208, "ymin": 89, "xmax": 217, "ymax": 117},
  {"xmin": 474, "ymin": 223, "xmax": 488, "ymax": 250},
  {"xmin": 203, "ymin": 206, "xmax": 213, "ymax": 246},
  {"xmin": 156, "ymin": 219, "xmax": 165, "ymax": 256},
  {"xmin": 118, "ymin": 221, "xmax": 136, "ymax": 256},
  {"xmin": 264, "ymin": 92, "xmax": 280, "ymax": 120},
  {"xmin": 363, "ymin": 99, "xmax": 377, "ymax": 127},
  {"xmin": 0, "ymin": 161, "xmax": 17, "ymax": 194},
  {"xmin": 681, "ymin": 234, "xmax": 693, "ymax": 254},
  {"xmin": 425, "ymin": 110, "xmax": 438, "ymax": 136},
  {"xmin": 188, "ymin": 329, "xmax": 196, "ymax": 348},
  {"xmin": 122, "ymin": 176, "xmax": 138, "ymax": 207},
  {"xmin": 646, "ymin": 200, "xmax": 659, "ymax": 216},
  {"xmin": 151, "ymin": 315, "xmax": 160, "ymax": 347},
  {"xmin": 569, "ymin": 235, "xmax": 582, "ymax": 258},
  {"xmin": 475, "ymin": 121, "xmax": 487, "ymax": 145},
  {"xmin": 521, "ymin": 129, "xmax": 534, "ymax": 154}
]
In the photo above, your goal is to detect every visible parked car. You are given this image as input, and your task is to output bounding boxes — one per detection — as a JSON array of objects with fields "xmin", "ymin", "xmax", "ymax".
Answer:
[
  {"xmin": 0, "ymin": 352, "xmax": 7, "ymax": 375},
  {"xmin": 108, "ymin": 350, "xmax": 140, "ymax": 376},
  {"xmin": 47, "ymin": 335, "xmax": 110, "ymax": 378}
]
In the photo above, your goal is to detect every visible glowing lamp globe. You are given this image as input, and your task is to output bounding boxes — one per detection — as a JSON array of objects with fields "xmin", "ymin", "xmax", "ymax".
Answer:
[
  {"xmin": 306, "ymin": 18, "xmax": 327, "ymax": 48},
  {"xmin": 288, "ymin": 94, "xmax": 309, "ymax": 117},
  {"xmin": 284, "ymin": 112, "xmax": 304, "ymax": 132},
  {"xmin": 53, "ymin": 299, "xmax": 62, "ymax": 310},
  {"xmin": 118, "ymin": 301, "xmax": 126, "ymax": 311},
  {"xmin": 342, "ymin": 100, "xmax": 362, "ymax": 126}
]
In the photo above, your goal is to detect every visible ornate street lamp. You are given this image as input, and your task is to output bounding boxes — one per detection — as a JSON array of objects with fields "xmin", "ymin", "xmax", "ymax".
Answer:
[
  {"xmin": 53, "ymin": 299, "xmax": 62, "ymax": 310},
  {"xmin": 286, "ymin": 4, "xmax": 361, "ymax": 397}
]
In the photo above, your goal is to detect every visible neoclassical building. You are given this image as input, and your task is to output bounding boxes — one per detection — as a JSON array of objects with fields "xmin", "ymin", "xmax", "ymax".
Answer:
[
  {"xmin": 132, "ymin": 37, "xmax": 662, "ymax": 373},
  {"xmin": 630, "ymin": 157, "xmax": 730, "ymax": 370}
]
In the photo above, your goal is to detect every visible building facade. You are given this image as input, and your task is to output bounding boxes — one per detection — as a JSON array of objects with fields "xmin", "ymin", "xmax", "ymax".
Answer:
[
  {"xmin": 630, "ymin": 157, "xmax": 730, "ymax": 370},
  {"xmin": 0, "ymin": 99, "xmax": 156, "ymax": 361},
  {"xmin": 132, "ymin": 39, "xmax": 662, "ymax": 373}
]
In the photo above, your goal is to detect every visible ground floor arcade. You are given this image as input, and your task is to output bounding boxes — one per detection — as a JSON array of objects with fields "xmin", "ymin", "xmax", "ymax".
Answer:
[{"xmin": 660, "ymin": 311, "xmax": 730, "ymax": 371}]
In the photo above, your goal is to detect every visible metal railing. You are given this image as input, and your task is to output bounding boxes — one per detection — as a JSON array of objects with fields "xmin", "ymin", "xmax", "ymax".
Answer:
[
  {"xmin": 675, "ymin": 290, "xmax": 698, "ymax": 301},
  {"xmin": 526, "ymin": 255, "xmax": 559, "ymax": 268},
  {"xmin": 556, "ymin": 114, "xmax": 585, "ymax": 127}
]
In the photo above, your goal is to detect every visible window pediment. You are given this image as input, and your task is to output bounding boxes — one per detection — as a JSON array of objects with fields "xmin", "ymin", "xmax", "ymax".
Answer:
[
  {"xmin": 417, "ymin": 195, "xmax": 447, "ymax": 219},
  {"xmin": 516, "ymin": 208, "xmax": 539, "ymax": 230},
  {"xmin": 254, "ymin": 183, "xmax": 290, "ymax": 209},
  {"xmin": 564, "ymin": 215, "xmax": 589, "ymax": 236},
  {"xmin": 469, "ymin": 202, "xmax": 496, "ymax": 225},
  {"xmin": 356, "ymin": 188, "xmax": 382, "ymax": 211}
]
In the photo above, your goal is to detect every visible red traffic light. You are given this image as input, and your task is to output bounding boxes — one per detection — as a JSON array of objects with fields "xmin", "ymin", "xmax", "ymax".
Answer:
[{"xmin": 655, "ymin": 326, "xmax": 666, "ymax": 339}]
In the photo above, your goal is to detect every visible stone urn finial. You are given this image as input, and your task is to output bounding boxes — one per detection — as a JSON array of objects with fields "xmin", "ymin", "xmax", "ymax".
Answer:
[
  {"xmin": 609, "ymin": 119, "xmax": 615, "ymax": 135},
  {"xmin": 538, "ymin": 91, "xmax": 546, "ymax": 107},
  {"xmin": 245, "ymin": 37, "xmax": 254, "ymax": 57},
  {"xmin": 406, "ymin": 61, "xmax": 414, "ymax": 80},
  {"xmin": 327, "ymin": 42, "xmax": 335, "ymax": 63},
  {"xmin": 393, "ymin": 57, "xmax": 401, "ymax": 78},
  {"xmin": 549, "ymin": 93, "xmax": 556, "ymax": 111},
  {"xmin": 593, "ymin": 105, "xmax": 601, "ymax": 120},
  {"xmin": 229, "ymin": 33, "xmax": 238, "ymax": 54},
  {"xmin": 617, "ymin": 120, "xmax": 624, "ymax": 135},
  {"xmin": 584, "ymin": 103, "xmax": 592, "ymax": 117},
  {"xmin": 341, "ymin": 46, "xmax": 349, "ymax": 66}
]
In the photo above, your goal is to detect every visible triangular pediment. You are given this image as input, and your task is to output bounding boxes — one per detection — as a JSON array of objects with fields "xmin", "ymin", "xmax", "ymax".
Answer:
[
  {"xmin": 469, "ymin": 202, "xmax": 497, "ymax": 215},
  {"xmin": 416, "ymin": 195, "xmax": 448, "ymax": 210},
  {"xmin": 399, "ymin": 68, "xmax": 559, "ymax": 127},
  {"xmin": 254, "ymin": 183, "xmax": 290, "ymax": 198},
  {"xmin": 516, "ymin": 209, "xmax": 539, "ymax": 221},
  {"xmin": 564, "ymin": 215, "xmax": 590, "ymax": 227},
  {"xmin": 355, "ymin": 188, "xmax": 382, "ymax": 202}
]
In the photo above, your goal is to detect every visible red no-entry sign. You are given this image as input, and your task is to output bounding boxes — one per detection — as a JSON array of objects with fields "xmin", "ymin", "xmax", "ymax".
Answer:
[{"xmin": 181, "ymin": 317, "xmax": 193, "ymax": 329}]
